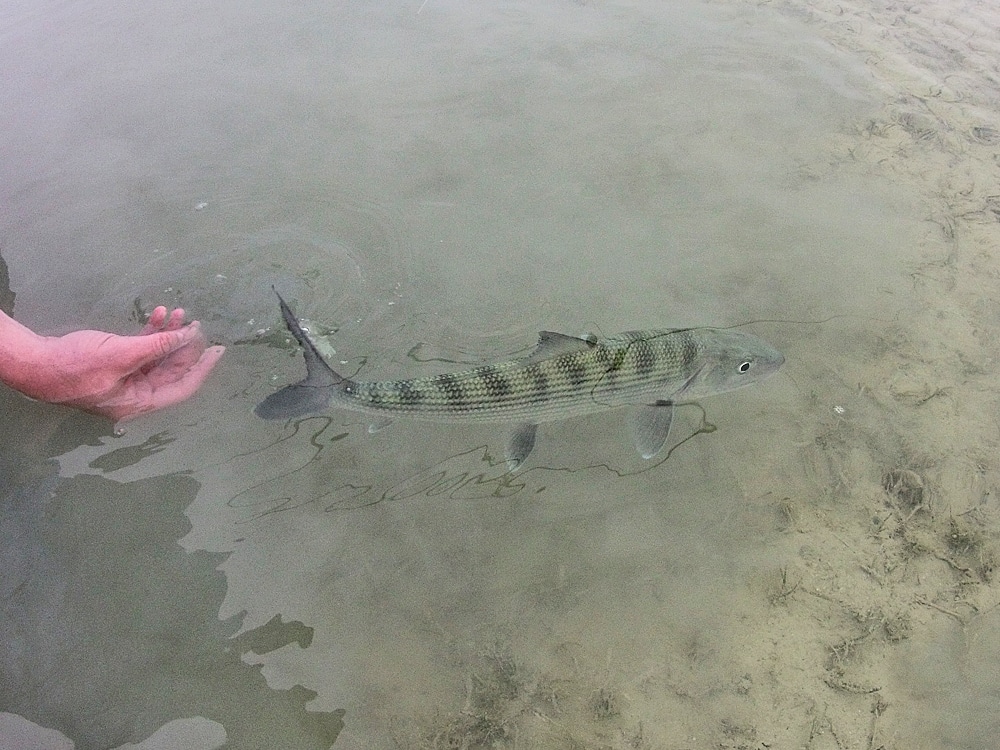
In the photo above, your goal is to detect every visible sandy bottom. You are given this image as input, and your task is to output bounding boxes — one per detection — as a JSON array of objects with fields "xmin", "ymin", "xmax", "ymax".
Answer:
[
  {"xmin": 389, "ymin": 1, "xmax": 1000, "ymax": 748},
  {"xmin": 619, "ymin": 1, "xmax": 1000, "ymax": 747},
  {"xmin": 3, "ymin": 1, "xmax": 1000, "ymax": 749}
]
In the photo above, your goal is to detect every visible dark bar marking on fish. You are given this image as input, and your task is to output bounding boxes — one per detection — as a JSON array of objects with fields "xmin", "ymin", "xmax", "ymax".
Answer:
[
  {"xmin": 480, "ymin": 366, "xmax": 513, "ymax": 400},
  {"xmin": 680, "ymin": 337, "xmax": 699, "ymax": 371},
  {"xmin": 396, "ymin": 381, "xmax": 423, "ymax": 406},
  {"xmin": 565, "ymin": 357, "xmax": 588, "ymax": 388},
  {"xmin": 526, "ymin": 365, "xmax": 550, "ymax": 404},
  {"xmin": 437, "ymin": 373, "xmax": 469, "ymax": 408},
  {"xmin": 632, "ymin": 340, "xmax": 657, "ymax": 379}
]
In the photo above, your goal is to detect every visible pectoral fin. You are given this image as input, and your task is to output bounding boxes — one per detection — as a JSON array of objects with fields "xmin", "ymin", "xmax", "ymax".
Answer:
[
  {"xmin": 631, "ymin": 401, "xmax": 674, "ymax": 459},
  {"xmin": 505, "ymin": 422, "xmax": 538, "ymax": 472}
]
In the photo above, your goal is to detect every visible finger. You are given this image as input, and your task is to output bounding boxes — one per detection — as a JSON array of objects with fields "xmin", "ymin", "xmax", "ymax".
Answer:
[
  {"xmin": 119, "ymin": 322, "xmax": 204, "ymax": 373},
  {"xmin": 143, "ymin": 335, "xmax": 208, "ymax": 385},
  {"xmin": 143, "ymin": 345, "xmax": 225, "ymax": 413},
  {"xmin": 164, "ymin": 308, "xmax": 186, "ymax": 331},
  {"xmin": 140, "ymin": 306, "xmax": 187, "ymax": 335},
  {"xmin": 99, "ymin": 344, "xmax": 225, "ymax": 421},
  {"xmin": 140, "ymin": 306, "xmax": 169, "ymax": 335}
]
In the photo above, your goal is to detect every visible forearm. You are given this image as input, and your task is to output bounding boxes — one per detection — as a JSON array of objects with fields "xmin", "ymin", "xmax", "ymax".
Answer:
[{"xmin": 0, "ymin": 309, "xmax": 52, "ymax": 399}]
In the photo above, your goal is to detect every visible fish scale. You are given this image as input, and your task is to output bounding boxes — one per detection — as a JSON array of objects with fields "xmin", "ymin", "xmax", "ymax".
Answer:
[{"xmin": 343, "ymin": 331, "xmax": 703, "ymax": 423}]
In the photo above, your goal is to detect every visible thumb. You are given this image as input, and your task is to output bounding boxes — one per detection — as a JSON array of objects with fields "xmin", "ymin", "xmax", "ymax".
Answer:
[{"xmin": 119, "ymin": 322, "xmax": 204, "ymax": 372}]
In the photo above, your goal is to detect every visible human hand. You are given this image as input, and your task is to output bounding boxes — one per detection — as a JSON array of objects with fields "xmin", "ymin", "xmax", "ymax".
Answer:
[{"xmin": 17, "ymin": 307, "xmax": 225, "ymax": 421}]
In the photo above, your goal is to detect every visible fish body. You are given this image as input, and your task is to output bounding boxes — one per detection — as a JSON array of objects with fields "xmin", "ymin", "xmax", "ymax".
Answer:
[{"xmin": 257, "ymin": 292, "xmax": 784, "ymax": 469}]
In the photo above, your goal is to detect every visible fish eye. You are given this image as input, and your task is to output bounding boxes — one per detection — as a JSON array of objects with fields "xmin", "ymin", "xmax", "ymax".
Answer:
[{"xmin": 738, "ymin": 360, "xmax": 752, "ymax": 373}]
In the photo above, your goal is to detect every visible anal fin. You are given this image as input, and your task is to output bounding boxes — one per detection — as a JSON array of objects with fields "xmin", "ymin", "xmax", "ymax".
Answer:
[{"xmin": 368, "ymin": 417, "xmax": 394, "ymax": 433}]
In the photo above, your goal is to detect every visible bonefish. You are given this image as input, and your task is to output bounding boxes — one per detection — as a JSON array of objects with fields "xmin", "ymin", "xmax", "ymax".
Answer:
[{"xmin": 256, "ymin": 291, "xmax": 784, "ymax": 470}]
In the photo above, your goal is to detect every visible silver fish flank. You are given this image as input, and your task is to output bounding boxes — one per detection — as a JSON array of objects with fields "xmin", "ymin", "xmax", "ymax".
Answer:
[{"xmin": 257, "ymin": 292, "xmax": 784, "ymax": 469}]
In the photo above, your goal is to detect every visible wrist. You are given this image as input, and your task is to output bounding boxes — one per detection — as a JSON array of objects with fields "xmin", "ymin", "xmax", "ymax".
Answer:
[{"xmin": 0, "ymin": 311, "xmax": 56, "ymax": 400}]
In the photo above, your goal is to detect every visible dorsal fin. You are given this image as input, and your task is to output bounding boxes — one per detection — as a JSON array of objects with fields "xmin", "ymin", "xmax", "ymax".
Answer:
[{"xmin": 523, "ymin": 331, "xmax": 597, "ymax": 364}]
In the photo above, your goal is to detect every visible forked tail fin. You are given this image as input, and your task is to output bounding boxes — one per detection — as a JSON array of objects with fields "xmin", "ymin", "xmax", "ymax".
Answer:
[{"xmin": 254, "ymin": 289, "xmax": 346, "ymax": 419}]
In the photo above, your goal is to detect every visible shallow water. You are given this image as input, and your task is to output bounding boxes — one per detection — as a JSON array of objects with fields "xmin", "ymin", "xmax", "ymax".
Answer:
[{"xmin": 2, "ymin": 1, "xmax": 998, "ymax": 748}]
